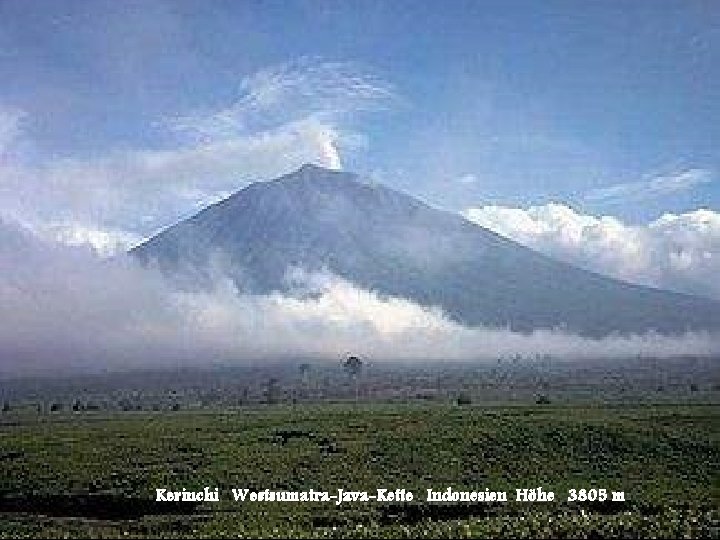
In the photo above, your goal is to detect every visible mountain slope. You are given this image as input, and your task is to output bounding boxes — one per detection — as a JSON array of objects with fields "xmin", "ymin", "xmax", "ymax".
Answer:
[{"xmin": 131, "ymin": 164, "xmax": 720, "ymax": 336}]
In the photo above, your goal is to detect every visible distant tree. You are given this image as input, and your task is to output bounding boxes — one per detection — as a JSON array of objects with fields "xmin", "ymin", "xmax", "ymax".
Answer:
[
  {"xmin": 343, "ymin": 356, "xmax": 363, "ymax": 401},
  {"xmin": 266, "ymin": 377, "xmax": 280, "ymax": 405},
  {"xmin": 456, "ymin": 393, "xmax": 472, "ymax": 406},
  {"xmin": 2, "ymin": 401, "xmax": 10, "ymax": 413},
  {"xmin": 50, "ymin": 403, "xmax": 62, "ymax": 412},
  {"xmin": 297, "ymin": 363, "xmax": 312, "ymax": 402},
  {"xmin": 299, "ymin": 363, "xmax": 312, "ymax": 384},
  {"xmin": 690, "ymin": 383, "xmax": 699, "ymax": 392},
  {"xmin": 118, "ymin": 398, "xmax": 133, "ymax": 411},
  {"xmin": 343, "ymin": 356, "xmax": 363, "ymax": 378},
  {"xmin": 72, "ymin": 399, "xmax": 83, "ymax": 412},
  {"xmin": 535, "ymin": 394, "xmax": 552, "ymax": 405}
]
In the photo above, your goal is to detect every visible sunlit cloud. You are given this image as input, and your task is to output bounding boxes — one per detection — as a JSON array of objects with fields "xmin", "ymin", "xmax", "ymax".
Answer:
[{"xmin": 465, "ymin": 204, "xmax": 720, "ymax": 300}]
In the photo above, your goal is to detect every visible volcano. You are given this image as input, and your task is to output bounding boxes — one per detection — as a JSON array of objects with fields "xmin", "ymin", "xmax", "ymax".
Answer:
[{"xmin": 131, "ymin": 164, "xmax": 720, "ymax": 336}]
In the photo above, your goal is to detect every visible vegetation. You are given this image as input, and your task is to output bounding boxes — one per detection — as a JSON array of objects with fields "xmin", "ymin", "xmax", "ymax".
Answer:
[{"xmin": 0, "ymin": 403, "xmax": 717, "ymax": 538}]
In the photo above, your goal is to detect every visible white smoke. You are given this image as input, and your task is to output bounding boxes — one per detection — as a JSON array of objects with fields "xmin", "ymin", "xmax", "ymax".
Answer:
[
  {"xmin": 320, "ymin": 136, "xmax": 342, "ymax": 171},
  {"xmin": 305, "ymin": 123, "xmax": 342, "ymax": 170}
]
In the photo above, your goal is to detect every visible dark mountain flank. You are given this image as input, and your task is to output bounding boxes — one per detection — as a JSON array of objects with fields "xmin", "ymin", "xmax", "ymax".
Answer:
[{"xmin": 132, "ymin": 164, "xmax": 720, "ymax": 336}]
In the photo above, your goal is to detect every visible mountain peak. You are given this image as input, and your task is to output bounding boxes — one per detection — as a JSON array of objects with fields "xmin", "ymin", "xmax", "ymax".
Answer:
[
  {"xmin": 297, "ymin": 162, "xmax": 334, "ymax": 173},
  {"xmin": 270, "ymin": 163, "xmax": 358, "ymax": 187},
  {"xmin": 292, "ymin": 162, "xmax": 345, "ymax": 177}
]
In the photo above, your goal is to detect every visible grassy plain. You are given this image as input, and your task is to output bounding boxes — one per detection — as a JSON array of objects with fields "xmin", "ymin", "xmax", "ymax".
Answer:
[{"xmin": 0, "ymin": 403, "xmax": 717, "ymax": 538}]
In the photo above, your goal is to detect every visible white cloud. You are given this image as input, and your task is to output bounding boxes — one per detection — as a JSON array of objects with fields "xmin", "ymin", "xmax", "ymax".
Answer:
[
  {"xmin": 0, "ymin": 59, "xmax": 395, "ymax": 251},
  {"xmin": 165, "ymin": 58, "xmax": 396, "ymax": 174},
  {"xmin": 0, "ymin": 219, "xmax": 716, "ymax": 376},
  {"xmin": 0, "ymin": 107, "xmax": 24, "ymax": 156},
  {"xmin": 456, "ymin": 173, "xmax": 478, "ymax": 185},
  {"xmin": 1, "ymin": 118, "xmax": 343, "ymax": 250},
  {"xmin": 168, "ymin": 57, "xmax": 396, "ymax": 142},
  {"xmin": 465, "ymin": 204, "xmax": 720, "ymax": 300},
  {"xmin": 584, "ymin": 168, "xmax": 713, "ymax": 203},
  {"xmin": 39, "ymin": 222, "xmax": 143, "ymax": 256}
]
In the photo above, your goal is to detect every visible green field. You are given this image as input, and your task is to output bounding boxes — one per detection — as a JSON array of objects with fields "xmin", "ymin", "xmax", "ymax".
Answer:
[{"xmin": 1, "ymin": 404, "xmax": 718, "ymax": 538}]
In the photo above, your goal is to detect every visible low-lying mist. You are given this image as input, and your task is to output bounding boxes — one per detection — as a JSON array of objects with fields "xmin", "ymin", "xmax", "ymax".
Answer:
[{"xmin": 1, "ymin": 219, "xmax": 717, "ymax": 377}]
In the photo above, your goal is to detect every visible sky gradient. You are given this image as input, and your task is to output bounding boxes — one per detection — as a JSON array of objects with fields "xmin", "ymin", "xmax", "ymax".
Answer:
[{"xmin": 2, "ymin": 2, "xmax": 718, "ymax": 209}]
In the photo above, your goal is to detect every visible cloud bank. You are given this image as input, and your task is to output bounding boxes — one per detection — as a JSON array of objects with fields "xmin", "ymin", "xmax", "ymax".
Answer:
[
  {"xmin": 1, "ymin": 219, "xmax": 716, "ymax": 377},
  {"xmin": 0, "ymin": 59, "xmax": 394, "ymax": 253},
  {"xmin": 465, "ymin": 204, "xmax": 720, "ymax": 300}
]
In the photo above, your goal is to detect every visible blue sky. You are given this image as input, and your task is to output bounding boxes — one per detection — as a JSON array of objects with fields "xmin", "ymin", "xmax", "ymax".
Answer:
[{"xmin": 0, "ymin": 0, "xmax": 718, "ymax": 238}]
